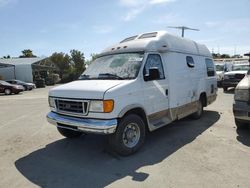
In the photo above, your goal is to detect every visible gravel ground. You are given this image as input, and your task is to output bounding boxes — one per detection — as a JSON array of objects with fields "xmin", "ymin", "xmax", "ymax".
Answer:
[{"xmin": 0, "ymin": 87, "xmax": 249, "ymax": 188}]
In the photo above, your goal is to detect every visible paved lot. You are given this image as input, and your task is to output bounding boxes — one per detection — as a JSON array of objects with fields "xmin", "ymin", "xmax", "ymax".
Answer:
[{"xmin": 0, "ymin": 87, "xmax": 249, "ymax": 188}]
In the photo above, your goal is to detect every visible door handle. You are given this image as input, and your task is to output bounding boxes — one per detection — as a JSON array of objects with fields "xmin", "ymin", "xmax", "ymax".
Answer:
[{"xmin": 165, "ymin": 89, "xmax": 168, "ymax": 96}]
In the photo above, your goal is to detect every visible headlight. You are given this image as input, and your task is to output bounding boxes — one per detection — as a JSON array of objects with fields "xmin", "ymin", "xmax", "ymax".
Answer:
[
  {"xmin": 89, "ymin": 100, "xmax": 114, "ymax": 113},
  {"xmin": 48, "ymin": 97, "xmax": 56, "ymax": 108},
  {"xmin": 234, "ymin": 89, "xmax": 249, "ymax": 102}
]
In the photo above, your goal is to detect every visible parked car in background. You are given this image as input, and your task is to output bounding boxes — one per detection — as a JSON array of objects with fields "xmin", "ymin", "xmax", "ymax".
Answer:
[
  {"xmin": 6, "ymin": 79, "xmax": 36, "ymax": 91},
  {"xmin": 233, "ymin": 69, "xmax": 250, "ymax": 128},
  {"xmin": 222, "ymin": 64, "xmax": 249, "ymax": 92},
  {"xmin": 215, "ymin": 63, "xmax": 232, "ymax": 87},
  {"xmin": 0, "ymin": 80, "xmax": 24, "ymax": 95}
]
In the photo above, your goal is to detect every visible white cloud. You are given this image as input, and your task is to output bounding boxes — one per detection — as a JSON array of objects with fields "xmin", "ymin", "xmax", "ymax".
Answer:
[
  {"xmin": 153, "ymin": 13, "xmax": 181, "ymax": 24},
  {"xmin": 149, "ymin": 0, "xmax": 176, "ymax": 5},
  {"xmin": 120, "ymin": 0, "xmax": 177, "ymax": 21},
  {"xmin": 0, "ymin": 0, "xmax": 16, "ymax": 7},
  {"xmin": 123, "ymin": 6, "xmax": 146, "ymax": 21},
  {"xmin": 92, "ymin": 25, "xmax": 114, "ymax": 34}
]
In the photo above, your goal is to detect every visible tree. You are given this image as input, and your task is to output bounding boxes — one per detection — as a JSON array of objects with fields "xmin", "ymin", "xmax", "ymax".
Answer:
[
  {"xmin": 50, "ymin": 52, "xmax": 71, "ymax": 79},
  {"xmin": 70, "ymin": 49, "xmax": 85, "ymax": 78},
  {"xmin": 19, "ymin": 49, "xmax": 37, "ymax": 58},
  {"xmin": 85, "ymin": 53, "xmax": 99, "ymax": 65},
  {"xmin": 3, "ymin": 55, "xmax": 10, "ymax": 59}
]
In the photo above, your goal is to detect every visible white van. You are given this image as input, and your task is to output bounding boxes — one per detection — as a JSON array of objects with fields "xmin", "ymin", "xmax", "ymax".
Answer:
[{"xmin": 47, "ymin": 31, "xmax": 217, "ymax": 155}]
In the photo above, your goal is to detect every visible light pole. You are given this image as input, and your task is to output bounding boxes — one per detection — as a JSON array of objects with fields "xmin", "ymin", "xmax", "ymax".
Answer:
[{"xmin": 167, "ymin": 26, "xmax": 200, "ymax": 37}]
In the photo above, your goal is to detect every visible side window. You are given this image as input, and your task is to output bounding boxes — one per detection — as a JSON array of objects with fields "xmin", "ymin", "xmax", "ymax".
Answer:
[
  {"xmin": 144, "ymin": 54, "xmax": 165, "ymax": 79},
  {"xmin": 205, "ymin": 58, "xmax": 215, "ymax": 77},
  {"xmin": 186, "ymin": 56, "xmax": 195, "ymax": 68}
]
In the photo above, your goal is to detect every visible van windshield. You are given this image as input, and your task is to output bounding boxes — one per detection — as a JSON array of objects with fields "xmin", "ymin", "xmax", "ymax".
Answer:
[
  {"xmin": 232, "ymin": 64, "xmax": 249, "ymax": 71},
  {"xmin": 79, "ymin": 53, "xmax": 144, "ymax": 80}
]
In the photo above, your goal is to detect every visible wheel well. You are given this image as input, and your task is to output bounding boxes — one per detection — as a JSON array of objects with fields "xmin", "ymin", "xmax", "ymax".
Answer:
[
  {"xmin": 122, "ymin": 108, "xmax": 149, "ymax": 132},
  {"xmin": 200, "ymin": 92, "xmax": 207, "ymax": 107}
]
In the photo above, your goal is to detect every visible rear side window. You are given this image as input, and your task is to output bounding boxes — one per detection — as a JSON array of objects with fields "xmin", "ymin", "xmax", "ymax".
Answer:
[
  {"xmin": 186, "ymin": 56, "xmax": 195, "ymax": 68},
  {"xmin": 205, "ymin": 58, "xmax": 215, "ymax": 77},
  {"xmin": 144, "ymin": 54, "xmax": 165, "ymax": 79}
]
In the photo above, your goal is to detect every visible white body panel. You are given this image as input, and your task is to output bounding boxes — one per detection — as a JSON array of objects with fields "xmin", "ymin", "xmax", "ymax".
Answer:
[{"xmin": 48, "ymin": 31, "xmax": 217, "ymax": 132}]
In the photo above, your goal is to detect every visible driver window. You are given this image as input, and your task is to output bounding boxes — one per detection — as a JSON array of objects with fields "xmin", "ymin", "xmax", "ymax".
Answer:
[{"xmin": 143, "ymin": 54, "xmax": 165, "ymax": 79}]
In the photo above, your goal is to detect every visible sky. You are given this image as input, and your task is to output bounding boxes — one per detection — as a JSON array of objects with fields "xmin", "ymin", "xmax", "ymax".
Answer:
[{"xmin": 0, "ymin": 0, "xmax": 250, "ymax": 59}]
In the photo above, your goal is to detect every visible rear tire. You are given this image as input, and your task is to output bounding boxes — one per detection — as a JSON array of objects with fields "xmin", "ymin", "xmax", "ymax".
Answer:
[
  {"xmin": 57, "ymin": 127, "xmax": 83, "ymax": 138},
  {"xmin": 235, "ymin": 118, "xmax": 248, "ymax": 129},
  {"xmin": 4, "ymin": 89, "xmax": 11, "ymax": 95},
  {"xmin": 191, "ymin": 99, "xmax": 203, "ymax": 119},
  {"xmin": 108, "ymin": 114, "xmax": 146, "ymax": 156}
]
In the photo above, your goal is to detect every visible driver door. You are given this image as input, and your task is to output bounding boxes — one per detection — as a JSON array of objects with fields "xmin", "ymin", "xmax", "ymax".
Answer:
[{"xmin": 142, "ymin": 53, "xmax": 170, "ymax": 129}]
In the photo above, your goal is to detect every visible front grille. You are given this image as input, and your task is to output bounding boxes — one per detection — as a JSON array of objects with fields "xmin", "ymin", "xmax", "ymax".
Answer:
[{"xmin": 55, "ymin": 99, "xmax": 89, "ymax": 116}]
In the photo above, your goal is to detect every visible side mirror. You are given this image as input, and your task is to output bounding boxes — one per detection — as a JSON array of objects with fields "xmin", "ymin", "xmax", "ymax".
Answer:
[{"xmin": 144, "ymin": 67, "xmax": 160, "ymax": 81}]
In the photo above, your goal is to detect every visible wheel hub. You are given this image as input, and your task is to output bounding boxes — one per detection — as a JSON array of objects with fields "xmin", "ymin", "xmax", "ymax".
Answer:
[{"xmin": 122, "ymin": 123, "xmax": 140, "ymax": 148}]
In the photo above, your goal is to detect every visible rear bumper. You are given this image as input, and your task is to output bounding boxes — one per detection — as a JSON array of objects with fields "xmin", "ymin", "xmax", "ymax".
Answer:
[
  {"xmin": 233, "ymin": 101, "xmax": 250, "ymax": 122},
  {"xmin": 47, "ymin": 111, "xmax": 117, "ymax": 134}
]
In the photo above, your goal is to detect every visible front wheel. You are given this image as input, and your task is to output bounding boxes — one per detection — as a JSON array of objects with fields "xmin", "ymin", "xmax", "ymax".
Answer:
[
  {"xmin": 108, "ymin": 114, "xmax": 146, "ymax": 156},
  {"xmin": 4, "ymin": 89, "xmax": 11, "ymax": 95},
  {"xmin": 57, "ymin": 127, "xmax": 83, "ymax": 138}
]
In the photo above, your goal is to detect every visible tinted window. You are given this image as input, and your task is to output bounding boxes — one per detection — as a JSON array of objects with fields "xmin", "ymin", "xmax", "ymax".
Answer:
[
  {"xmin": 144, "ymin": 54, "xmax": 165, "ymax": 79},
  {"xmin": 186, "ymin": 56, "xmax": 195, "ymax": 68},
  {"xmin": 205, "ymin": 58, "xmax": 215, "ymax": 77}
]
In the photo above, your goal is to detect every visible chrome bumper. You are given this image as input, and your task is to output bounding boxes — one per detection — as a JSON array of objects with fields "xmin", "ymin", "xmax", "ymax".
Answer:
[{"xmin": 47, "ymin": 112, "xmax": 117, "ymax": 134}]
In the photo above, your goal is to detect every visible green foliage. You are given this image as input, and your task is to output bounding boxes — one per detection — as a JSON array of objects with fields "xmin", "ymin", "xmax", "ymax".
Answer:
[
  {"xmin": 19, "ymin": 49, "xmax": 37, "ymax": 58},
  {"xmin": 3, "ymin": 55, "xmax": 10, "ymax": 59},
  {"xmin": 70, "ymin": 49, "xmax": 86, "ymax": 78},
  {"xmin": 212, "ymin": 53, "xmax": 232, "ymax": 59},
  {"xmin": 50, "ymin": 52, "xmax": 71, "ymax": 80},
  {"xmin": 85, "ymin": 53, "xmax": 99, "ymax": 65},
  {"xmin": 49, "ymin": 50, "xmax": 86, "ymax": 83}
]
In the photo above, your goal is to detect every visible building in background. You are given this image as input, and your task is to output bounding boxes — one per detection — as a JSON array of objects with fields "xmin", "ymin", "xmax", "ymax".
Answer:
[{"xmin": 0, "ymin": 57, "xmax": 56, "ymax": 83}]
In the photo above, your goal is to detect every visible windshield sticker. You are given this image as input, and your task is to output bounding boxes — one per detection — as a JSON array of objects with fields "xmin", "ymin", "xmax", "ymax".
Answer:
[{"xmin": 128, "ymin": 57, "xmax": 143, "ymax": 62}]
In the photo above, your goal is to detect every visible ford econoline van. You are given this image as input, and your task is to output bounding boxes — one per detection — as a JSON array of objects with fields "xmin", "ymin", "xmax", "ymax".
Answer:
[{"xmin": 47, "ymin": 31, "xmax": 217, "ymax": 155}]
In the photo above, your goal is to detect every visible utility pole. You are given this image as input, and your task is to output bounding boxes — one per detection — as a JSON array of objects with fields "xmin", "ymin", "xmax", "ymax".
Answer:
[{"xmin": 167, "ymin": 26, "xmax": 199, "ymax": 37}]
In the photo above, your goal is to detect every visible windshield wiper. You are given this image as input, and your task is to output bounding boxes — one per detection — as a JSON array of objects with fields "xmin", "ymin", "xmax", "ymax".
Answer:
[
  {"xmin": 78, "ymin": 74, "xmax": 91, "ymax": 80},
  {"xmin": 98, "ymin": 73, "xmax": 124, "ymax": 80}
]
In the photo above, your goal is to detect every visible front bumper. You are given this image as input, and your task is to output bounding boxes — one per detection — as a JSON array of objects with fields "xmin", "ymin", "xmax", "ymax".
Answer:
[
  {"xmin": 233, "ymin": 100, "xmax": 250, "ymax": 122},
  {"xmin": 47, "ymin": 111, "xmax": 117, "ymax": 134}
]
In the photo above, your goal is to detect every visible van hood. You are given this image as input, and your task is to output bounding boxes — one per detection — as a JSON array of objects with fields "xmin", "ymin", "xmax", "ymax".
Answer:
[
  {"xmin": 49, "ymin": 80, "xmax": 129, "ymax": 99},
  {"xmin": 236, "ymin": 75, "xmax": 250, "ymax": 90}
]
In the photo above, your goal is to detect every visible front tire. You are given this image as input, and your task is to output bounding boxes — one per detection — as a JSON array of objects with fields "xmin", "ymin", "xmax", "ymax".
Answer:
[
  {"xmin": 57, "ymin": 127, "xmax": 83, "ymax": 138},
  {"xmin": 4, "ymin": 89, "xmax": 11, "ymax": 95},
  {"xmin": 108, "ymin": 114, "xmax": 146, "ymax": 156}
]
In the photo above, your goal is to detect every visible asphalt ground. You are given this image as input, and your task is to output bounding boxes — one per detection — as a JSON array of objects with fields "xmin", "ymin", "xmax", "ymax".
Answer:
[{"xmin": 0, "ymin": 87, "xmax": 249, "ymax": 188}]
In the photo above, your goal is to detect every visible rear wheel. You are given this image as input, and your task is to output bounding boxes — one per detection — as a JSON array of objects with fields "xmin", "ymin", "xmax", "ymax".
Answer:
[
  {"xmin": 108, "ymin": 114, "xmax": 146, "ymax": 156},
  {"xmin": 57, "ymin": 127, "xmax": 83, "ymax": 138},
  {"xmin": 4, "ymin": 89, "xmax": 11, "ymax": 95},
  {"xmin": 191, "ymin": 99, "xmax": 203, "ymax": 119}
]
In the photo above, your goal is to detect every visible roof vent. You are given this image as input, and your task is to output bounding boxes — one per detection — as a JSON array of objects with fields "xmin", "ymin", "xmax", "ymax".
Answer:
[
  {"xmin": 138, "ymin": 32, "xmax": 157, "ymax": 39},
  {"xmin": 120, "ymin": 35, "xmax": 138, "ymax": 43}
]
